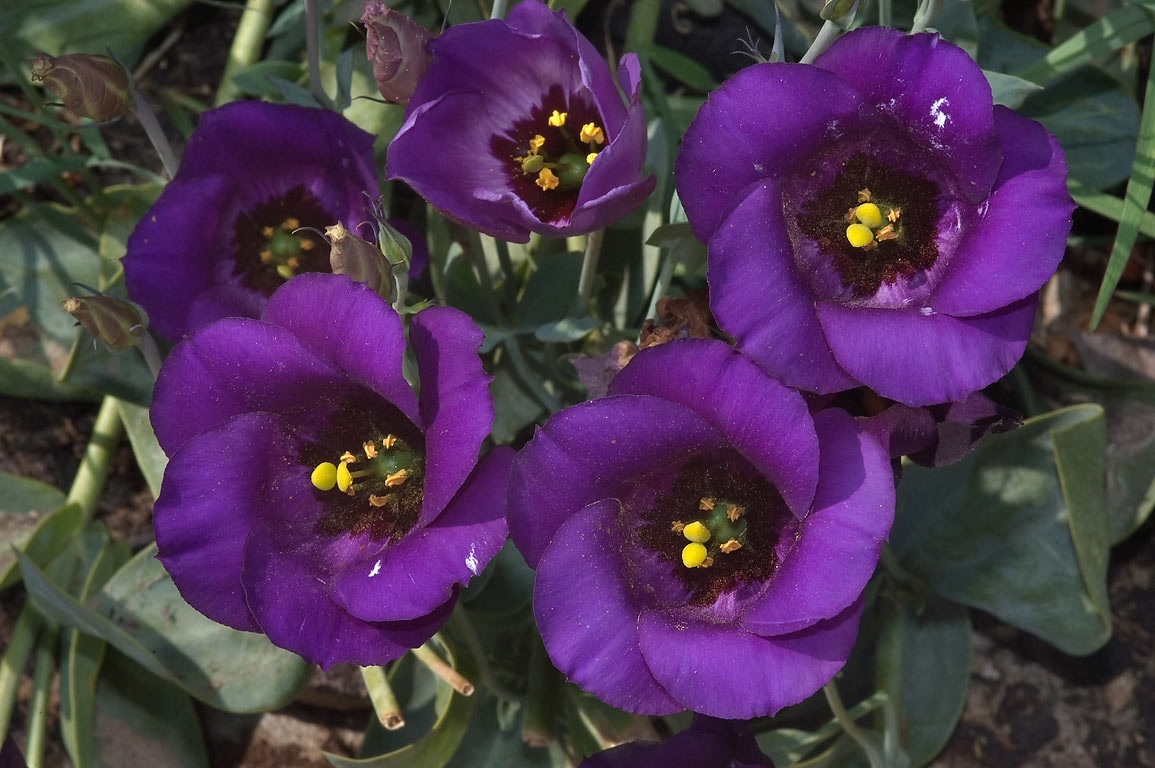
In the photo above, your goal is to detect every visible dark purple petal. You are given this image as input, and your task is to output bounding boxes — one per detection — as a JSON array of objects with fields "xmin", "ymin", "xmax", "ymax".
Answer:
[
  {"xmin": 813, "ymin": 27, "xmax": 1001, "ymax": 202},
  {"xmin": 675, "ymin": 63, "xmax": 862, "ymax": 242},
  {"xmin": 334, "ymin": 448, "xmax": 511, "ymax": 622},
  {"xmin": 150, "ymin": 316, "xmax": 346, "ymax": 455},
  {"xmin": 535, "ymin": 500, "xmax": 684, "ymax": 715},
  {"xmin": 609, "ymin": 338, "xmax": 820, "ymax": 518},
  {"xmin": 818, "ymin": 295, "xmax": 1038, "ymax": 406},
  {"xmin": 261, "ymin": 274, "xmax": 420, "ymax": 427},
  {"xmin": 153, "ymin": 412, "xmax": 294, "ymax": 632},
  {"xmin": 409, "ymin": 306, "xmax": 492, "ymax": 525},
  {"xmin": 638, "ymin": 599, "xmax": 864, "ymax": 718},
  {"xmin": 931, "ymin": 108, "xmax": 1074, "ymax": 316},
  {"xmin": 742, "ymin": 409, "xmax": 893, "ymax": 635},
  {"xmin": 708, "ymin": 181, "xmax": 858, "ymax": 394},
  {"xmin": 509, "ymin": 396, "xmax": 723, "ymax": 568}
]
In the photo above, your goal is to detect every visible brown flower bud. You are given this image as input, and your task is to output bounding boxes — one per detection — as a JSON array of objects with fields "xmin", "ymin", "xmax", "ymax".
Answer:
[
  {"xmin": 28, "ymin": 53, "xmax": 132, "ymax": 122},
  {"xmin": 62, "ymin": 293, "xmax": 146, "ymax": 350},
  {"xmin": 327, "ymin": 223, "xmax": 392, "ymax": 298},
  {"xmin": 362, "ymin": 2, "xmax": 433, "ymax": 105}
]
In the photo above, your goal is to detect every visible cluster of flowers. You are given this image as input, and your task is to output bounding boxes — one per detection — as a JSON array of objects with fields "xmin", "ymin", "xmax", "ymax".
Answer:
[{"xmin": 118, "ymin": 0, "xmax": 1071, "ymax": 748}]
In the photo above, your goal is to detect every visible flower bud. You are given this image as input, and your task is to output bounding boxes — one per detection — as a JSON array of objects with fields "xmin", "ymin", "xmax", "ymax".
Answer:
[
  {"xmin": 327, "ymin": 223, "xmax": 392, "ymax": 298},
  {"xmin": 361, "ymin": 2, "xmax": 433, "ymax": 105},
  {"xmin": 62, "ymin": 293, "xmax": 146, "ymax": 350},
  {"xmin": 28, "ymin": 53, "xmax": 132, "ymax": 122}
]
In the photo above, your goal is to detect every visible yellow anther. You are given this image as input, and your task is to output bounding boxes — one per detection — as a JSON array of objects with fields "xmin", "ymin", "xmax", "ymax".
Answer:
[
  {"xmin": 536, "ymin": 168, "xmax": 560, "ymax": 191},
  {"xmin": 887, "ymin": 208, "xmax": 901, "ymax": 223},
  {"xmin": 579, "ymin": 122, "xmax": 605, "ymax": 145},
  {"xmin": 857, "ymin": 188, "xmax": 872, "ymax": 203},
  {"xmin": 876, "ymin": 224, "xmax": 898, "ymax": 242},
  {"xmin": 384, "ymin": 469, "xmax": 409, "ymax": 487},
  {"xmin": 529, "ymin": 134, "xmax": 545, "ymax": 154},
  {"xmin": 283, "ymin": 217, "xmax": 300, "ymax": 230},
  {"xmin": 311, "ymin": 462, "xmax": 338, "ymax": 491},
  {"xmin": 670, "ymin": 521, "xmax": 686, "ymax": 534},
  {"xmin": 846, "ymin": 223, "xmax": 875, "ymax": 248},
  {"xmin": 682, "ymin": 521, "xmax": 711, "ymax": 544},
  {"xmin": 340, "ymin": 451, "xmax": 356, "ymax": 464},
  {"xmin": 275, "ymin": 264, "xmax": 294, "ymax": 280},
  {"xmin": 682, "ymin": 542, "xmax": 708, "ymax": 568},
  {"xmin": 337, "ymin": 462, "xmax": 354, "ymax": 493},
  {"xmin": 719, "ymin": 539, "xmax": 742, "ymax": 554},
  {"xmin": 726, "ymin": 504, "xmax": 745, "ymax": 522},
  {"xmin": 259, "ymin": 250, "xmax": 273, "ymax": 264},
  {"xmin": 382, "ymin": 435, "xmax": 398, "ymax": 449},
  {"xmin": 369, "ymin": 494, "xmax": 389, "ymax": 507},
  {"xmin": 300, "ymin": 240, "xmax": 315, "ymax": 251},
  {"xmin": 586, "ymin": 152, "xmax": 598, "ymax": 165},
  {"xmin": 363, "ymin": 441, "xmax": 379, "ymax": 460},
  {"xmin": 699, "ymin": 497, "xmax": 716, "ymax": 511},
  {"xmin": 262, "ymin": 226, "xmax": 275, "ymax": 238},
  {"xmin": 854, "ymin": 203, "xmax": 883, "ymax": 229},
  {"xmin": 548, "ymin": 110, "xmax": 567, "ymax": 127}
]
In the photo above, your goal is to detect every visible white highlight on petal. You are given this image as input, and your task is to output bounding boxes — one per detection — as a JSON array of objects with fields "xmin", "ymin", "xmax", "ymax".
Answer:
[
  {"xmin": 368, "ymin": 559, "xmax": 382, "ymax": 577},
  {"xmin": 930, "ymin": 97, "xmax": 950, "ymax": 129},
  {"xmin": 465, "ymin": 545, "xmax": 479, "ymax": 576}
]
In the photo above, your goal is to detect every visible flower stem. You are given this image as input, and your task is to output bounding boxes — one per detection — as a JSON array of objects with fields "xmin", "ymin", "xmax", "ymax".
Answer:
[
  {"xmin": 911, "ymin": 0, "xmax": 945, "ymax": 33},
  {"xmin": 412, "ymin": 643, "xmax": 474, "ymax": 696},
  {"xmin": 67, "ymin": 396, "xmax": 125, "ymax": 525},
  {"xmin": 522, "ymin": 630, "xmax": 561, "ymax": 747},
  {"xmin": 799, "ymin": 20, "xmax": 847, "ymax": 65},
  {"xmin": 447, "ymin": 609, "xmax": 518, "ymax": 702},
  {"xmin": 643, "ymin": 247, "xmax": 676, "ymax": 327},
  {"xmin": 0, "ymin": 603, "xmax": 43, "ymax": 745},
  {"xmin": 823, "ymin": 680, "xmax": 884, "ymax": 768},
  {"xmin": 25, "ymin": 627, "xmax": 57, "ymax": 768},
  {"xmin": 215, "ymin": 0, "xmax": 277, "ymax": 106},
  {"xmin": 361, "ymin": 666, "xmax": 405, "ymax": 730},
  {"xmin": 577, "ymin": 228, "xmax": 606, "ymax": 307},
  {"xmin": 137, "ymin": 332, "xmax": 164, "ymax": 381},
  {"xmin": 304, "ymin": 0, "xmax": 336, "ymax": 109},
  {"xmin": 129, "ymin": 88, "xmax": 178, "ymax": 179},
  {"xmin": 490, "ymin": 0, "xmax": 510, "ymax": 20}
]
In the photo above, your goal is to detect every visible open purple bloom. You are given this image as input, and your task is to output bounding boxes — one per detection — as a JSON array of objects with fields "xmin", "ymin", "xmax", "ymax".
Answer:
[
  {"xmin": 150, "ymin": 274, "xmax": 510, "ymax": 668},
  {"xmin": 387, "ymin": 0, "xmax": 655, "ymax": 243},
  {"xmin": 580, "ymin": 715, "xmax": 774, "ymax": 768},
  {"xmin": 676, "ymin": 27, "xmax": 1073, "ymax": 406},
  {"xmin": 509, "ymin": 339, "xmax": 894, "ymax": 718},
  {"xmin": 124, "ymin": 101, "xmax": 379, "ymax": 341}
]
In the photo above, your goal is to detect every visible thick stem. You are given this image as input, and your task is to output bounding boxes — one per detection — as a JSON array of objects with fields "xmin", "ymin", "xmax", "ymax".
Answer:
[
  {"xmin": 412, "ymin": 643, "xmax": 474, "ymax": 696},
  {"xmin": 304, "ymin": 0, "xmax": 336, "ymax": 109},
  {"xmin": 67, "ymin": 396, "xmax": 124, "ymax": 524},
  {"xmin": 215, "ymin": 0, "xmax": 277, "ymax": 106},
  {"xmin": 577, "ymin": 228, "xmax": 606, "ymax": 306},
  {"xmin": 522, "ymin": 630, "xmax": 561, "ymax": 748},
  {"xmin": 361, "ymin": 666, "xmax": 405, "ymax": 730},
  {"xmin": 448, "ymin": 609, "xmax": 518, "ymax": 701},
  {"xmin": 823, "ymin": 680, "xmax": 884, "ymax": 768},
  {"xmin": 799, "ymin": 20, "xmax": 847, "ymax": 64},
  {"xmin": 0, "ymin": 604, "xmax": 43, "ymax": 744},
  {"xmin": 130, "ymin": 89, "xmax": 178, "ymax": 179},
  {"xmin": 25, "ymin": 627, "xmax": 58, "ymax": 768},
  {"xmin": 490, "ymin": 0, "xmax": 510, "ymax": 20}
]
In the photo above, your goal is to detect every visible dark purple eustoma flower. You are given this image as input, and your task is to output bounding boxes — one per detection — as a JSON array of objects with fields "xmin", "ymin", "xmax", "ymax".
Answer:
[
  {"xmin": 676, "ymin": 27, "xmax": 1073, "ymax": 406},
  {"xmin": 580, "ymin": 715, "xmax": 774, "ymax": 768},
  {"xmin": 387, "ymin": 0, "xmax": 655, "ymax": 243},
  {"xmin": 150, "ymin": 274, "xmax": 510, "ymax": 668},
  {"xmin": 509, "ymin": 339, "xmax": 894, "ymax": 718},
  {"xmin": 124, "ymin": 101, "xmax": 379, "ymax": 341}
]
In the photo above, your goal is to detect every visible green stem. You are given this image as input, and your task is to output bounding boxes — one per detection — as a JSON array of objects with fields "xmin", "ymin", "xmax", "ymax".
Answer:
[
  {"xmin": 361, "ymin": 666, "xmax": 405, "ymax": 730},
  {"xmin": 823, "ymin": 681, "xmax": 884, "ymax": 768},
  {"xmin": 448, "ymin": 609, "xmax": 518, "ymax": 702},
  {"xmin": 625, "ymin": 0, "xmax": 661, "ymax": 53},
  {"xmin": 412, "ymin": 643, "xmax": 474, "ymax": 696},
  {"xmin": 67, "ymin": 397, "xmax": 124, "ymax": 524},
  {"xmin": 215, "ymin": 0, "xmax": 278, "ymax": 106},
  {"xmin": 911, "ymin": 0, "xmax": 945, "ymax": 33},
  {"xmin": 800, "ymin": 20, "xmax": 847, "ymax": 64},
  {"xmin": 523, "ymin": 630, "xmax": 561, "ymax": 748},
  {"xmin": 25, "ymin": 627, "xmax": 58, "ymax": 768},
  {"xmin": 130, "ymin": 88, "xmax": 178, "ymax": 179},
  {"xmin": 643, "ymin": 249, "xmax": 676, "ymax": 326},
  {"xmin": 304, "ymin": 0, "xmax": 336, "ymax": 109},
  {"xmin": 0, "ymin": 603, "xmax": 43, "ymax": 744},
  {"xmin": 490, "ymin": 0, "xmax": 510, "ymax": 20},
  {"xmin": 577, "ymin": 228, "xmax": 606, "ymax": 306}
]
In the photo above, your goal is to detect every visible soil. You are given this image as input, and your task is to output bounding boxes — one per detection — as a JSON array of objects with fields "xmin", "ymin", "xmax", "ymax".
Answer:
[{"xmin": 2, "ymin": 1, "xmax": 1153, "ymax": 767}]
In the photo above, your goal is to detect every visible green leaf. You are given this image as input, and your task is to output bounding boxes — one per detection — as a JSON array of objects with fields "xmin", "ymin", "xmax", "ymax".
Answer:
[
  {"xmin": 1089, "ymin": 58, "xmax": 1155, "ymax": 329},
  {"xmin": 645, "ymin": 46, "xmax": 718, "ymax": 92},
  {"xmin": 534, "ymin": 316, "xmax": 599, "ymax": 343},
  {"xmin": 875, "ymin": 596, "xmax": 972, "ymax": 767},
  {"xmin": 516, "ymin": 252, "xmax": 583, "ymax": 327},
  {"xmin": 1069, "ymin": 177, "xmax": 1155, "ymax": 240},
  {"xmin": 0, "ymin": 500, "xmax": 82, "ymax": 590},
  {"xmin": 115, "ymin": 398, "xmax": 165, "ymax": 498},
  {"xmin": 1014, "ymin": 4, "xmax": 1155, "ymax": 86},
  {"xmin": 92, "ymin": 649, "xmax": 210, "ymax": 768},
  {"xmin": 891, "ymin": 405, "xmax": 1112, "ymax": 656},
  {"xmin": 227, "ymin": 60, "xmax": 305, "ymax": 100},
  {"xmin": 489, "ymin": 361, "xmax": 547, "ymax": 445},
  {"xmin": 984, "ymin": 70, "xmax": 1041, "ymax": 109}
]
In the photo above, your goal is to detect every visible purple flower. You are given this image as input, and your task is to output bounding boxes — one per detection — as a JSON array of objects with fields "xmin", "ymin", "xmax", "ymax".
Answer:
[
  {"xmin": 580, "ymin": 715, "xmax": 774, "ymax": 768},
  {"xmin": 386, "ymin": 0, "xmax": 655, "ymax": 243},
  {"xmin": 150, "ymin": 274, "xmax": 510, "ymax": 668},
  {"xmin": 508, "ymin": 339, "xmax": 894, "ymax": 718},
  {"xmin": 124, "ymin": 101, "xmax": 379, "ymax": 341},
  {"xmin": 676, "ymin": 27, "xmax": 1073, "ymax": 406}
]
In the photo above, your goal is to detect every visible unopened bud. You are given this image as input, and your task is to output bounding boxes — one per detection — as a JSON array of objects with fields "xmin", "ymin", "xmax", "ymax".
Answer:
[
  {"xmin": 362, "ymin": 2, "xmax": 433, "ymax": 105},
  {"xmin": 820, "ymin": 0, "xmax": 858, "ymax": 21},
  {"xmin": 327, "ymin": 223, "xmax": 392, "ymax": 297},
  {"xmin": 62, "ymin": 293, "xmax": 146, "ymax": 350},
  {"xmin": 29, "ymin": 53, "xmax": 132, "ymax": 122}
]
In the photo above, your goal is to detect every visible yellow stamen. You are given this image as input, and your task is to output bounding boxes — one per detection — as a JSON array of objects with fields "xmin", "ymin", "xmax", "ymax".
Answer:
[
  {"xmin": 670, "ymin": 521, "xmax": 686, "ymax": 534},
  {"xmin": 682, "ymin": 521, "xmax": 711, "ymax": 544},
  {"xmin": 682, "ymin": 542, "xmax": 708, "ymax": 568},
  {"xmin": 887, "ymin": 208, "xmax": 901, "ymax": 223},
  {"xmin": 536, "ymin": 168, "xmax": 559, "ymax": 191},
  {"xmin": 857, "ymin": 188, "xmax": 872, "ymax": 203},
  {"xmin": 300, "ymin": 240, "xmax": 315, "ymax": 251},
  {"xmin": 384, "ymin": 469, "xmax": 409, "ymax": 487},
  {"xmin": 262, "ymin": 226, "xmax": 275, "ymax": 238},
  {"xmin": 719, "ymin": 539, "xmax": 742, "ymax": 554},
  {"xmin": 382, "ymin": 435, "xmax": 398, "ymax": 449},
  {"xmin": 369, "ymin": 494, "xmax": 390, "ymax": 507},
  {"xmin": 586, "ymin": 152, "xmax": 598, "ymax": 165},
  {"xmin": 579, "ymin": 122, "xmax": 605, "ymax": 145},
  {"xmin": 311, "ymin": 462, "xmax": 338, "ymax": 491},
  {"xmin": 699, "ymin": 497, "xmax": 716, "ymax": 511},
  {"xmin": 846, "ymin": 223, "xmax": 874, "ymax": 248},
  {"xmin": 529, "ymin": 134, "xmax": 545, "ymax": 153},
  {"xmin": 854, "ymin": 203, "xmax": 884, "ymax": 229},
  {"xmin": 727, "ymin": 505, "xmax": 744, "ymax": 522},
  {"xmin": 337, "ymin": 462, "xmax": 354, "ymax": 493},
  {"xmin": 283, "ymin": 217, "xmax": 300, "ymax": 230},
  {"xmin": 363, "ymin": 441, "xmax": 379, "ymax": 460},
  {"xmin": 875, "ymin": 224, "xmax": 898, "ymax": 242},
  {"xmin": 340, "ymin": 451, "xmax": 356, "ymax": 464},
  {"xmin": 259, "ymin": 250, "xmax": 273, "ymax": 264},
  {"xmin": 548, "ymin": 110, "xmax": 567, "ymax": 127}
]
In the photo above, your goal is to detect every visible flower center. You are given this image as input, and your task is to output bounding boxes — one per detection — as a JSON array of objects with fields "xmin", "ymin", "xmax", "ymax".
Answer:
[
  {"xmin": 231, "ymin": 186, "xmax": 332, "ymax": 295},
  {"xmin": 310, "ymin": 430, "xmax": 426, "ymax": 542},
  {"xmin": 844, "ymin": 191, "xmax": 902, "ymax": 250},
  {"xmin": 633, "ymin": 453, "xmax": 789, "ymax": 606},
  {"xmin": 514, "ymin": 109, "xmax": 605, "ymax": 193}
]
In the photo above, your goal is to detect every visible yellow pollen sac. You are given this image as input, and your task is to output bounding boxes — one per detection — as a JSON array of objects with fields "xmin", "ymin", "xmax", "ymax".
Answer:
[
  {"xmin": 670, "ymin": 521, "xmax": 686, "ymax": 534},
  {"xmin": 726, "ymin": 504, "xmax": 745, "ymax": 522},
  {"xmin": 536, "ymin": 168, "xmax": 560, "ymax": 191},
  {"xmin": 382, "ymin": 435, "xmax": 398, "ymax": 449},
  {"xmin": 579, "ymin": 122, "xmax": 605, "ymax": 145},
  {"xmin": 311, "ymin": 462, "xmax": 338, "ymax": 491},
  {"xmin": 887, "ymin": 208, "xmax": 902, "ymax": 223},
  {"xmin": 529, "ymin": 134, "xmax": 545, "ymax": 154},
  {"xmin": 363, "ymin": 441, "xmax": 379, "ymax": 460},
  {"xmin": 586, "ymin": 152, "xmax": 598, "ymax": 165},
  {"xmin": 875, "ymin": 224, "xmax": 898, "ymax": 242},
  {"xmin": 719, "ymin": 538, "xmax": 743, "ymax": 554},
  {"xmin": 854, "ymin": 203, "xmax": 884, "ymax": 229},
  {"xmin": 857, "ymin": 188, "xmax": 873, "ymax": 203},
  {"xmin": 368, "ymin": 494, "xmax": 390, "ymax": 507},
  {"xmin": 262, "ymin": 226, "xmax": 275, "ymax": 238},
  {"xmin": 259, "ymin": 249, "xmax": 273, "ymax": 264},
  {"xmin": 682, "ymin": 542, "xmax": 709, "ymax": 568},
  {"xmin": 384, "ymin": 469, "xmax": 409, "ymax": 487},
  {"xmin": 699, "ymin": 497, "xmax": 716, "ymax": 511},
  {"xmin": 682, "ymin": 521, "xmax": 711, "ymax": 544},
  {"xmin": 846, "ymin": 223, "xmax": 875, "ymax": 248},
  {"xmin": 340, "ymin": 451, "xmax": 356, "ymax": 464},
  {"xmin": 337, "ymin": 462, "xmax": 354, "ymax": 493},
  {"xmin": 548, "ymin": 110, "xmax": 567, "ymax": 127},
  {"xmin": 283, "ymin": 217, "xmax": 300, "ymax": 230}
]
